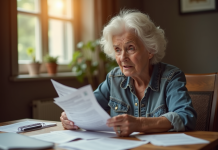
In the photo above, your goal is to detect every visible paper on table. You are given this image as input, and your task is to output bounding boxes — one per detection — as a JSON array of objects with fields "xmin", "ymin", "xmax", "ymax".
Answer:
[
  {"xmin": 97, "ymin": 131, "xmax": 140, "ymax": 136},
  {"xmin": 51, "ymin": 130, "xmax": 117, "ymax": 140},
  {"xmin": 136, "ymin": 133, "xmax": 209, "ymax": 146},
  {"xmin": 31, "ymin": 130, "xmax": 138, "ymax": 144},
  {"xmin": 51, "ymin": 79, "xmax": 77, "ymax": 97},
  {"xmin": 59, "ymin": 138, "xmax": 149, "ymax": 150},
  {"xmin": 54, "ymin": 84, "xmax": 113, "ymax": 131},
  {"xmin": 31, "ymin": 132, "xmax": 79, "ymax": 144},
  {"xmin": 0, "ymin": 121, "xmax": 56, "ymax": 133}
]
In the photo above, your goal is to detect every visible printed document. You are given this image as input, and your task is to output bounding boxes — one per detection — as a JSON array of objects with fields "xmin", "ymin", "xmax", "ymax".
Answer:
[
  {"xmin": 59, "ymin": 138, "xmax": 149, "ymax": 150},
  {"xmin": 31, "ymin": 130, "xmax": 140, "ymax": 144},
  {"xmin": 31, "ymin": 130, "xmax": 117, "ymax": 143},
  {"xmin": 52, "ymin": 80, "xmax": 113, "ymax": 131},
  {"xmin": 136, "ymin": 133, "xmax": 209, "ymax": 146},
  {"xmin": 31, "ymin": 132, "xmax": 79, "ymax": 143},
  {"xmin": 51, "ymin": 79, "xmax": 77, "ymax": 97},
  {"xmin": 51, "ymin": 130, "xmax": 117, "ymax": 139}
]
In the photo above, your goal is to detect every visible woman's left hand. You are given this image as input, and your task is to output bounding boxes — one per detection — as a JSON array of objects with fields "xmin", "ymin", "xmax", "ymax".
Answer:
[{"xmin": 106, "ymin": 114, "xmax": 140, "ymax": 137}]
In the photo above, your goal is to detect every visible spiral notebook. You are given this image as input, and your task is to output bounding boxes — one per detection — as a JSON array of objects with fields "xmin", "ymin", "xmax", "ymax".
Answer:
[{"xmin": 0, "ymin": 121, "xmax": 56, "ymax": 133}]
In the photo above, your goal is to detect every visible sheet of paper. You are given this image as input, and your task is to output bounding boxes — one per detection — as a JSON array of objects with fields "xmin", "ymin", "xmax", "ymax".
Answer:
[
  {"xmin": 0, "ymin": 121, "xmax": 56, "ymax": 133},
  {"xmin": 59, "ymin": 138, "xmax": 149, "ymax": 150},
  {"xmin": 54, "ymin": 85, "xmax": 113, "ymax": 131},
  {"xmin": 31, "ymin": 130, "xmax": 138, "ymax": 144},
  {"xmin": 136, "ymin": 133, "xmax": 209, "ymax": 146},
  {"xmin": 31, "ymin": 132, "xmax": 79, "ymax": 144},
  {"xmin": 51, "ymin": 79, "xmax": 77, "ymax": 97},
  {"xmin": 51, "ymin": 130, "xmax": 117, "ymax": 139},
  {"xmin": 97, "ymin": 131, "xmax": 140, "ymax": 136}
]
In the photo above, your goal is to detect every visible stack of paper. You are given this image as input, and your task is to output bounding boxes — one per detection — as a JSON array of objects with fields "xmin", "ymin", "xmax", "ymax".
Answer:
[{"xmin": 51, "ymin": 80, "xmax": 113, "ymax": 131}]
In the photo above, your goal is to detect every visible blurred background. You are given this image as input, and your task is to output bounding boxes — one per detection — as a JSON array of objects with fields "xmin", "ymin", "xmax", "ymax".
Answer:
[{"xmin": 0, "ymin": 0, "xmax": 217, "ymax": 122}]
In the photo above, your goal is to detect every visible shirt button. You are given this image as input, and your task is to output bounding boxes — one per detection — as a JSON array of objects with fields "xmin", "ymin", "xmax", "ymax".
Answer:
[
  {"xmin": 135, "ymin": 103, "xmax": 138, "ymax": 106},
  {"xmin": 115, "ymin": 106, "xmax": 118, "ymax": 110},
  {"xmin": 141, "ymin": 104, "xmax": 145, "ymax": 107}
]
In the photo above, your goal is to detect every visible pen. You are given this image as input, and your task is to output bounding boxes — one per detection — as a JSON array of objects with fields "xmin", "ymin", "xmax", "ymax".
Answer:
[{"xmin": 23, "ymin": 124, "xmax": 42, "ymax": 131}]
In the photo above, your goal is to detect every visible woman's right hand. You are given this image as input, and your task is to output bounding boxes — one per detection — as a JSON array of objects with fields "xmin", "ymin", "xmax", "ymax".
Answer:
[{"xmin": 60, "ymin": 112, "xmax": 79, "ymax": 130}]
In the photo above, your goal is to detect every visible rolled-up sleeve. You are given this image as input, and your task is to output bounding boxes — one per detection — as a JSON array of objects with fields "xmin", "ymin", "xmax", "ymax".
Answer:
[
  {"xmin": 164, "ymin": 70, "xmax": 197, "ymax": 131},
  {"xmin": 161, "ymin": 112, "xmax": 185, "ymax": 131}
]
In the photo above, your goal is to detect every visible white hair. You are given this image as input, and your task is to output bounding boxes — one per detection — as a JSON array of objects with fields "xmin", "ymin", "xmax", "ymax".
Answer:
[{"xmin": 100, "ymin": 9, "xmax": 167, "ymax": 64}]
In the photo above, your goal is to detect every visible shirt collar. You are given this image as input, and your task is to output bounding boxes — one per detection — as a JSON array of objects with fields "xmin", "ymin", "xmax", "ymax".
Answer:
[
  {"xmin": 120, "ymin": 63, "xmax": 161, "ymax": 91},
  {"xmin": 120, "ymin": 76, "xmax": 131, "ymax": 89}
]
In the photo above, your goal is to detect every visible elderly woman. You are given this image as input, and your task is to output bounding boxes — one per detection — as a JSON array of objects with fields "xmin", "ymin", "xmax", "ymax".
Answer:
[{"xmin": 60, "ymin": 9, "xmax": 197, "ymax": 137}]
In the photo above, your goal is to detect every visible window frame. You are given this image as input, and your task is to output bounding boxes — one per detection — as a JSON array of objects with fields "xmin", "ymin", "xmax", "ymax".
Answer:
[
  {"xmin": 17, "ymin": 8, "xmax": 42, "ymax": 65},
  {"xmin": 12, "ymin": 0, "xmax": 77, "ymax": 76}
]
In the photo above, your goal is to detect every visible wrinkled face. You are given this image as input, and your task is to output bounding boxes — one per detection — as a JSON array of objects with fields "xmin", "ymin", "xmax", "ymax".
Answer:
[{"xmin": 112, "ymin": 30, "xmax": 153, "ymax": 78}]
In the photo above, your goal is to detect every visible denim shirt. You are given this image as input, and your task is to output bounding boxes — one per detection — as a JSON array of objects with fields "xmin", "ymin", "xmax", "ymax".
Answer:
[{"xmin": 94, "ymin": 62, "xmax": 197, "ymax": 131}]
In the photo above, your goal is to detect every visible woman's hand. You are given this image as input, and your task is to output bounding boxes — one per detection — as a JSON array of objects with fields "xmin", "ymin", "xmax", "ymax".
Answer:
[
  {"xmin": 60, "ymin": 112, "xmax": 79, "ymax": 130},
  {"xmin": 106, "ymin": 114, "xmax": 140, "ymax": 137}
]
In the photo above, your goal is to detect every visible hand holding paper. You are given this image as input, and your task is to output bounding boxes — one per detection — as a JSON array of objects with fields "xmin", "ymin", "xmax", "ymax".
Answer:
[
  {"xmin": 60, "ymin": 112, "xmax": 79, "ymax": 130},
  {"xmin": 51, "ymin": 80, "xmax": 113, "ymax": 131}
]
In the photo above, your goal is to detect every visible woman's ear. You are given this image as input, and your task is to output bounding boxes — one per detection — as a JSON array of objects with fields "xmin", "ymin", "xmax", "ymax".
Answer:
[{"xmin": 148, "ymin": 52, "xmax": 154, "ymax": 60}]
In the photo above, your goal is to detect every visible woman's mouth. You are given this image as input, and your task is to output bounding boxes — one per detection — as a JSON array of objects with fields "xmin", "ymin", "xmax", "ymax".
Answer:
[{"xmin": 123, "ymin": 65, "xmax": 133, "ymax": 69}]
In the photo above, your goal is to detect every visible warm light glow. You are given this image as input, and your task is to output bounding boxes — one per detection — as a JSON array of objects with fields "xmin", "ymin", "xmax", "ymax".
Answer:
[
  {"xmin": 48, "ymin": 0, "xmax": 72, "ymax": 18},
  {"xmin": 55, "ymin": 0, "xmax": 63, "ymax": 9}
]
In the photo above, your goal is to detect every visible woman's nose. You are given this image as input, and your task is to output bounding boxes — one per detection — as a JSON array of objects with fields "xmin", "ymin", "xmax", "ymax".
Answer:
[{"xmin": 120, "ymin": 50, "xmax": 128, "ymax": 62}]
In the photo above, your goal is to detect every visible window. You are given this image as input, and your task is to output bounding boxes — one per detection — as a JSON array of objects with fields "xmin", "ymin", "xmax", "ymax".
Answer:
[{"xmin": 17, "ymin": 0, "xmax": 74, "ymax": 74}]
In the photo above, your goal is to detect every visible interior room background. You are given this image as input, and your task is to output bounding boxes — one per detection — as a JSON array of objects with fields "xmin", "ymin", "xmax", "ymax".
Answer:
[{"xmin": 0, "ymin": 0, "xmax": 217, "ymax": 122}]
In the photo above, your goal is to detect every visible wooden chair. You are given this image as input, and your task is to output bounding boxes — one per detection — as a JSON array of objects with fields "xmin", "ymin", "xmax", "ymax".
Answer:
[{"xmin": 185, "ymin": 73, "xmax": 218, "ymax": 131}]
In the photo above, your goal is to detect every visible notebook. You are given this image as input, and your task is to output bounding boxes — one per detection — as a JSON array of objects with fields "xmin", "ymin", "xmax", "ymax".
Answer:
[{"xmin": 0, "ymin": 133, "xmax": 54, "ymax": 150}]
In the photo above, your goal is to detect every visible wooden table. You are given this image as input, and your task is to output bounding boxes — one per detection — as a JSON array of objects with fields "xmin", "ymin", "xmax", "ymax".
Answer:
[{"xmin": 1, "ymin": 119, "xmax": 218, "ymax": 150}]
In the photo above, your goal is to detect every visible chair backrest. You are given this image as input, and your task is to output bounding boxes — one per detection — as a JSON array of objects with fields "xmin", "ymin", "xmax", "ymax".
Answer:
[{"xmin": 185, "ymin": 73, "xmax": 218, "ymax": 131}]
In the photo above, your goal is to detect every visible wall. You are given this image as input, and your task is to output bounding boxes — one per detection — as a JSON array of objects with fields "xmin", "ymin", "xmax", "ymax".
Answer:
[
  {"xmin": 115, "ymin": 0, "xmax": 218, "ymax": 73},
  {"xmin": 81, "ymin": 0, "xmax": 95, "ymax": 42}
]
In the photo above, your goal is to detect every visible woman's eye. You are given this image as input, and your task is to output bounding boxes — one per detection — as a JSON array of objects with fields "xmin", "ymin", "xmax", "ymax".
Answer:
[
  {"xmin": 115, "ymin": 48, "xmax": 121, "ymax": 53},
  {"xmin": 127, "ymin": 46, "xmax": 135, "ymax": 53},
  {"xmin": 129, "ymin": 46, "xmax": 135, "ymax": 50}
]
